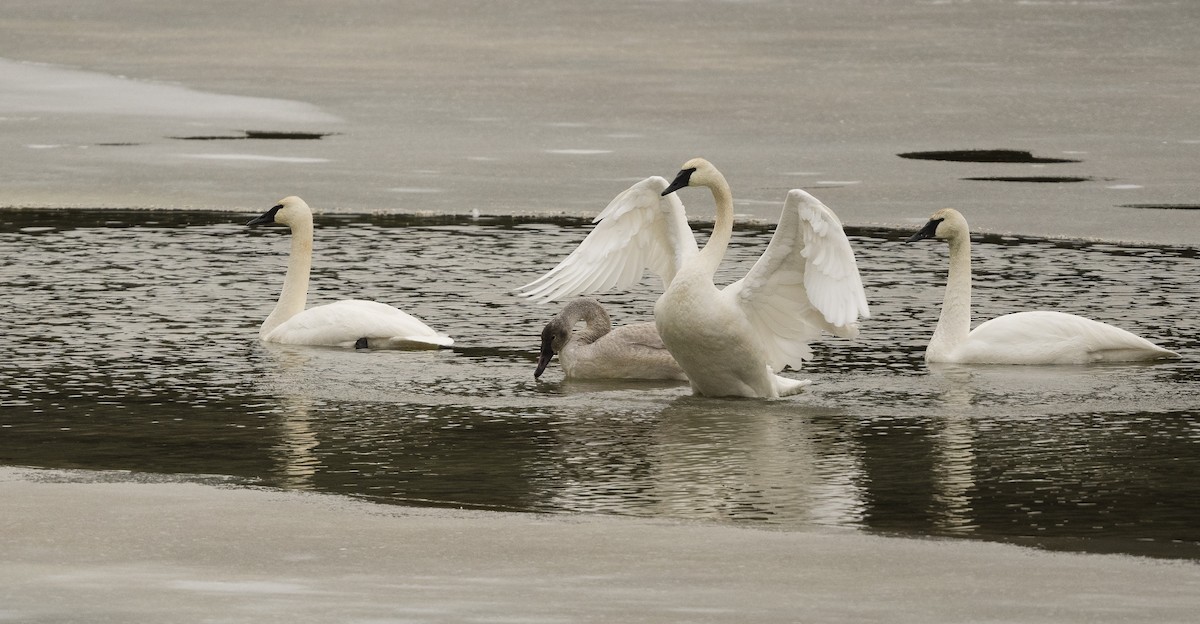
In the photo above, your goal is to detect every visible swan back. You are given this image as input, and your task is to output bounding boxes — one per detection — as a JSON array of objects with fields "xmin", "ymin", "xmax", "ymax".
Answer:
[
  {"xmin": 566, "ymin": 322, "xmax": 687, "ymax": 380},
  {"xmin": 960, "ymin": 311, "xmax": 1179, "ymax": 364},
  {"xmin": 265, "ymin": 300, "xmax": 453, "ymax": 349}
]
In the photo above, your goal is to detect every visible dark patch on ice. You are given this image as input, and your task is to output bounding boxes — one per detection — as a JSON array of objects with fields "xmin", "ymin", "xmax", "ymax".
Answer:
[
  {"xmin": 169, "ymin": 130, "xmax": 335, "ymax": 141},
  {"xmin": 95, "ymin": 142, "xmax": 141, "ymax": 147},
  {"xmin": 898, "ymin": 149, "xmax": 1080, "ymax": 164},
  {"xmin": 1121, "ymin": 204, "xmax": 1200, "ymax": 210},
  {"xmin": 963, "ymin": 176, "xmax": 1092, "ymax": 183},
  {"xmin": 244, "ymin": 130, "xmax": 335, "ymax": 140}
]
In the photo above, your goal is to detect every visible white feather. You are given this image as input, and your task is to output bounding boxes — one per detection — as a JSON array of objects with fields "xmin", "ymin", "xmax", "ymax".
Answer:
[{"xmin": 517, "ymin": 177, "xmax": 697, "ymax": 303}]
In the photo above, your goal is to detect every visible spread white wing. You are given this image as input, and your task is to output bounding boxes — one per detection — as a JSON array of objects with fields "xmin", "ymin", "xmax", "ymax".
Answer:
[
  {"xmin": 517, "ymin": 176, "xmax": 698, "ymax": 303},
  {"xmin": 725, "ymin": 189, "xmax": 870, "ymax": 371}
]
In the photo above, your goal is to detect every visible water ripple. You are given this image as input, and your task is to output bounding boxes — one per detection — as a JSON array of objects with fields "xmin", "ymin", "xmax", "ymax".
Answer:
[{"xmin": 1, "ymin": 208, "xmax": 1197, "ymax": 559}]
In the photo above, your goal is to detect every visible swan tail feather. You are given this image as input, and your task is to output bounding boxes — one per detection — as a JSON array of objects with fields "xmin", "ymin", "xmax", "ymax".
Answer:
[{"xmin": 774, "ymin": 375, "xmax": 812, "ymax": 397}]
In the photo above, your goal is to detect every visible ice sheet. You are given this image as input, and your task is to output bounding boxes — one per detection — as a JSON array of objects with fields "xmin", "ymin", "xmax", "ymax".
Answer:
[
  {"xmin": 0, "ymin": 1, "xmax": 1197, "ymax": 243},
  {"xmin": 0, "ymin": 58, "xmax": 339, "ymax": 122},
  {"xmin": 1, "ymin": 467, "xmax": 1197, "ymax": 623}
]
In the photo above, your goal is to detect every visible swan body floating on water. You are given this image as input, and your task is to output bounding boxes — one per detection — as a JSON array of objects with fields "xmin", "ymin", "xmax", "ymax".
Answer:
[
  {"xmin": 907, "ymin": 208, "xmax": 1178, "ymax": 364},
  {"xmin": 536, "ymin": 298, "xmax": 687, "ymax": 381},
  {"xmin": 520, "ymin": 158, "xmax": 870, "ymax": 398},
  {"xmin": 247, "ymin": 196, "xmax": 453, "ymax": 349}
]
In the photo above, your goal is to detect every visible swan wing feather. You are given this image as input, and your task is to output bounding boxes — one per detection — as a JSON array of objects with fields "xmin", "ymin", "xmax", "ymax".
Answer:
[
  {"xmin": 963, "ymin": 311, "xmax": 1176, "ymax": 363},
  {"xmin": 726, "ymin": 189, "xmax": 869, "ymax": 370},
  {"xmin": 266, "ymin": 300, "xmax": 453, "ymax": 348},
  {"xmin": 517, "ymin": 177, "xmax": 697, "ymax": 303}
]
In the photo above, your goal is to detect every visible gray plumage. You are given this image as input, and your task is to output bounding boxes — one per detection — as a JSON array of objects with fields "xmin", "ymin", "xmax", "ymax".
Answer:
[{"xmin": 535, "ymin": 298, "xmax": 687, "ymax": 380}]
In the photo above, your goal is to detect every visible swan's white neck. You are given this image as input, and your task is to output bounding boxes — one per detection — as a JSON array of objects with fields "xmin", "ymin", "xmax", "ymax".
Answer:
[
  {"xmin": 261, "ymin": 217, "xmax": 313, "ymax": 337},
  {"xmin": 929, "ymin": 234, "xmax": 972, "ymax": 359},
  {"xmin": 696, "ymin": 170, "xmax": 734, "ymax": 276}
]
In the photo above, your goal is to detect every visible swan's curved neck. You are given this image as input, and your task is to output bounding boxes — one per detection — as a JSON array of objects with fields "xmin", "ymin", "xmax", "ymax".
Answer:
[
  {"xmin": 562, "ymin": 299, "xmax": 612, "ymax": 345},
  {"xmin": 262, "ymin": 219, "xmax": 313, "ymax": 336},
  {"xmin": 697, "ymin": 171, "xmax": 734, "ymax": 275},
  {"xmin": 930, "ymin": 234, "xmax": 972, "ymax": 357}
]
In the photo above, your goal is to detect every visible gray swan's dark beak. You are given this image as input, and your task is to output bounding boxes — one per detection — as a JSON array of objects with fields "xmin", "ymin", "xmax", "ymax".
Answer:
[{"xmin": 534, "ymin": 333, "xmax": 556, "ymax": 379}]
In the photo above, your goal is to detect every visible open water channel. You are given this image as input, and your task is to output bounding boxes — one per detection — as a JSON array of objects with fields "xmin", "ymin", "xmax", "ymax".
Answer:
[{"xmin": 2, "ymin": 206, "xmax": 1196, "ymax": 559}]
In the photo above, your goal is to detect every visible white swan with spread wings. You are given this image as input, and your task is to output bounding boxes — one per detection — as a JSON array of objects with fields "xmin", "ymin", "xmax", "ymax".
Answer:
[{"xmin": 519, "ymin": 158, "xmax": 869, "ymax": 398}]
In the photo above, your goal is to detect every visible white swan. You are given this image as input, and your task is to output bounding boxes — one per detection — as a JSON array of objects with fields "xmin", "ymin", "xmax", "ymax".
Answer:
[
  {"xmin": 907, "ymin": 208, "xmax": 1179, "ymax": 364},
  {"xmin": 246, "ymin": 196, "xmax": 453, "ymax": 349},
  {"xmin": 519, "ymin": 158, "xmax": 869, "ymax": 398},
  {"xmin": 536, "ymin": 298, "xmax": 687, "ymax": 381}
]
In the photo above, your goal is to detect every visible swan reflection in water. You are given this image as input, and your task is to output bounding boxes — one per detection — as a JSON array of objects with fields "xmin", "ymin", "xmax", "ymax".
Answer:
[
  {"xmin": 260, "ymin": 343, "xmax": 324, "ymax": 490},
  {"xmin": 540, "ymin": 397, "xmax": 869, "ymax": 527}
]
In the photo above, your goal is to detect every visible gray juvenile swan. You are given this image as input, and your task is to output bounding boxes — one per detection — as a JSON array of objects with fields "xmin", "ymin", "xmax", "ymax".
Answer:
[
  {"xmin": 907, "ymin": 208, "xmax": 1179, "ymax": 364},
  {"xmin": 519, "ymin": 158, "xmax": 869, "ymax": 398},
  {"xmin": 247, "ymin": 196, "xmax": 453, "ymax": 349},
  {"xmin": 536, "ymin": 298, "xmax": 687, "ymax": 380}
]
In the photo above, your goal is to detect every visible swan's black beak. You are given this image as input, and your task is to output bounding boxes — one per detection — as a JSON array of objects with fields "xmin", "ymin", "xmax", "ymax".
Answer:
[
  {"xmin": 534, "ymin": 332, "xmax": 556, "ymax": 379},
  {"xmin": 906, "ymin": 218, "xmax": 943, "ymax": 243},
  {"xmin": 247, "ymin": 204, "xmax": 283, "ymax": 226},
  {"xmin": 662, "ymin": 167, "xmax": 696, "ymax": 196}
]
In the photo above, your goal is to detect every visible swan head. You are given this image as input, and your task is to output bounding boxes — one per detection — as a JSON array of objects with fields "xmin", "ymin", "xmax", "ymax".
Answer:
[
  {"xmin": 247, "ymin": 196, "xmax": 313, "ymax": 228},
  {"xmin": 534, "ymin": 318, "xmax": 571, "ymax": 378},
  {"xmin": 906, "ymin": 208, "xmax": 968, "ymax": 243},
  {"xmin": 662, "ymin": 157, "xmax": 722, "ymax": 196}
]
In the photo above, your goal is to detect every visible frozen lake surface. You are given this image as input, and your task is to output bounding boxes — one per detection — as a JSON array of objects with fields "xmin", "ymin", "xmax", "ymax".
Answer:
[
  {"xmin": 2, "ymin": 207, "xmax": 1196, "ymax": 559},
  {"xmin": 0, "ymin": 0, "xmax": 1198, "ymax": 244},
  {"xmin": 4, "ymin": 465, "xmax": 1199, "ymax": 624}
]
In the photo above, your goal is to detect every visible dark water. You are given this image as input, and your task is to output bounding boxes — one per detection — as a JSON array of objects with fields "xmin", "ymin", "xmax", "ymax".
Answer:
[{"xmin": 2, "ymin": 208, "xmax": 1197, "ymax": 559}]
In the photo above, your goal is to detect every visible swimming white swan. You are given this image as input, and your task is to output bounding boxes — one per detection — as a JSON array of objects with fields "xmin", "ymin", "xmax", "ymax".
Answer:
[
  {"xmin": 536, "ymin": 298, "xmax": 687, "ymax": 381},
  {"xmin": 246, "ymin": 196, "xmax": 453, "ymax": 349},
  {"xmin": 907, "ymin": 208, "xmax": 1178, "ymax": 364},
  {"xmin": 519, "ymin": 158, "xmax": 870, "ymax": 398}
]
